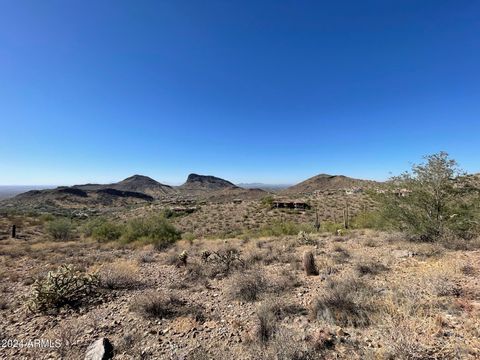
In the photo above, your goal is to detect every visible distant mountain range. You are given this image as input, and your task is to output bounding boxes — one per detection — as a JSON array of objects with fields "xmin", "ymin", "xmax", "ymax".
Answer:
[
  {"xmin": 237, "ymin": 183, "xmax": 291, "ymax": 191},
  {"xmin": 1, "ymin": 172, "xmax": 382, "ymax": 209},
  {"xmin": 0, "ymin": 185, "xmax": 55, "ymax": 200}
]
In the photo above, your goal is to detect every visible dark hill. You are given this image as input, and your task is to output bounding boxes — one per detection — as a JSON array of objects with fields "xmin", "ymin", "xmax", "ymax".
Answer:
[{"xmin": 180, "ymin": 174, "xmax": 238, "ymax": 191}]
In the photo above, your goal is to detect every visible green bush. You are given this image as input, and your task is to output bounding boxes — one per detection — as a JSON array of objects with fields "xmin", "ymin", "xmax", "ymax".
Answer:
[
  {"xmin": 83, "ymin": 218, "xmax": 124, "ymax": 242},
  {"xmin": 39, "ymin": 213, "xmax": 55, "ymax": 223},
  {"xmin": 46, "ymin": 218, "xmax": 74, "ymax": 241},
  {"xmin": 320, "ymin": 221, "xmax": 346, "ymax": 234},
  {"xmin": 351, "ymin": 210, "xmax": 389, "ymax": 230},
  {"xmin": 261, "ymin": 195, "xmax": 274, "ymax": 208},
  {"xmin": 27, "ymin": 265, "xmax": 99, "ymax": 312},
  {"xmin": 122, "ymin": 215, "xmax": 181, "ymax": 250},
  {"xmin": 377, "ymin": 152, "xmax": 480, "ymax": 241}
]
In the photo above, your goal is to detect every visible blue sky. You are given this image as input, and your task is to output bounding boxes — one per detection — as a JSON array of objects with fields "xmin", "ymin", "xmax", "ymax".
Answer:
[{"xmin": 1, "ymin": 1, "xmax": 479, "ymax": 185}]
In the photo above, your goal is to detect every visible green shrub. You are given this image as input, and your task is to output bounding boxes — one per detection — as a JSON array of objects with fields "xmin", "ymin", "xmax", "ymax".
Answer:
[
  {"xmin": 122, "ymin": 215, "xmax": 181, "ymax": 250},
  {"xmin": 27, "ymin": 265, "xmax": 99, "ymax": 312},
  {"xmin": 320, "ymin": 221, "xmax": 345, "ymax": 234},
  {"xmin": 39, "ymin": 213, "xmax": 55, "ymax": 223},
  {"xmin": 377, "ymin": 152, "xmax": 480, "ymax": 241},
  {"xmin": 83, "ymin": 218, "xmax": 125, "ymax": 242},
  {"xmin": 261, "ymin": 195, "xmax": 274, "ymax": 208},
  {"xmin": 351, "ymin": 210, "xmax": 389, "ymax": 230},
  {"xmin": 46, "ymin": 218, "xmax": 74, "ymax": 241}
]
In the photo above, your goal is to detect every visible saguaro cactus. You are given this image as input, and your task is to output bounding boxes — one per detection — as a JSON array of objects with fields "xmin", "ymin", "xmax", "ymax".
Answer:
[
  {"xmin": 343, "ymin": 201, "xmax": 349, "ymax": 229},
  {"xmin": 314, "ymin": 208, "xmax": 320, "ymax": 232},
  {"xmin": 11, "ymin": 225, "xmax": 16, "ymax": 238}
]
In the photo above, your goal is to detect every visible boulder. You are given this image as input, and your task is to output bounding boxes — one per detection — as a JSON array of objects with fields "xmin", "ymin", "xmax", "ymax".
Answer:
[{"xmin": 84, "ymin": 338, "xmax": 114, "ymax": 360}]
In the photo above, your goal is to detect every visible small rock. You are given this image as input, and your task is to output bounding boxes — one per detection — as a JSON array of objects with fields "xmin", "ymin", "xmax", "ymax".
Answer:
[{"xmin": 84, "ymin": 338, "xmax": 114, "ymax": 360}]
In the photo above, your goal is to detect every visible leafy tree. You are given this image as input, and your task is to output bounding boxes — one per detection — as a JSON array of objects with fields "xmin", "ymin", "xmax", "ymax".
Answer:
[{"xmin": 378, "ymin": 152, "xmax": 479, "ymax": 241}]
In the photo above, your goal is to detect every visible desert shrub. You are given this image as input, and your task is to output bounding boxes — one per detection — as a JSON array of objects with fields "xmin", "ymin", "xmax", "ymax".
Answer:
[
  {"xmin": 332, "ymin": 245, "xmax": 350, "ymax": 263},
  {"xmin": 39, "ymin": 213, "xmax": 55, "ymax": 223},
  {"xmin": 377, "ymin": 152, "xmax": 480, "ymax": 241},
  {"xmin": 28, "ymin": 265, "xmax": 99, "ymax": 312},
  {"xmin": 355, "ymin": 261, "xmax": 389, "ymax": 276},
  {"xmin": 183, "ymin": 260, "xmax": 208, "ymax": 284},
  {"xmin": 0, "ymin": 297, "xmax": 8, "ymax": 310},
  {"xmin": 46, "ymin": 218, "xmax": 74, "ymax": 241},
  {"xmin": 270, "ymin": 268, "xmax": 302, "ymax": 293},
  {"xmin": 99, "ymin": 261, "xmax": 140, "ymax": 290},
  {"xmin": 253, "ymin": 327, "xmax": 319, "ymax": 360},
  {"xmin": 460, "ymin": 264, "xmax": 476, "ymax": 276},
  {"xmin": 321, "ymin": 221, "xmax": 345, "ymax": 234},
  {"xmin": 182, "ymin": 232, "xmax": 196, "ymax": 243},
  {"xmin": 122, "ymin": 215, "xmax": 181, "ymax": 250},
  {"xmin": 432, "ymin": 276, "xmax": 462, "ymax": 297},
  {"xmin": 351, "ymin": 210, "xmax": 389, "ymax": 230},
  {"xmin": 227, "ymin": 270, "xmax": 267, "ymax": 302},
  {"xmin": 261, "ymin": 195, "xmax": 274, "ymax": 208},
  {"xmin": 137, "ymin": 250, "xmax": 156, "ymax": 264},
  {"xmin": 303, "ymin": 250, "xmax": 318, "ymax": 276},
  {"xmin": 87, "ymin": 218, "xmax": 124, "ymax": 242},
  {"xmin": 297, "ymin": 231, "xmax": 317, "ymax": 245},
  {"xmin": 310, "ymin": 276, "xmax": 373, "ymax": 327},
  {"xmin": 258, "ymin": 221, "xmax": 313, "ymax": 237},
  {"xmin": 130, "ymin": 291, "xmax": 203, "ymax": 321},
  {"xmin": 130, "ymin": 291, "xmax": 183, "ymax": 318},
  {"xmin": 202, "ymin": 246, "xmax": 245, "ymax": 277},
  {"xmin": 254, "ymin": 302, "xmax": 277, "ymax": 344},
  {"xmin": 252, "ymin": 298, "xmax": 306, "ymax": 345}
]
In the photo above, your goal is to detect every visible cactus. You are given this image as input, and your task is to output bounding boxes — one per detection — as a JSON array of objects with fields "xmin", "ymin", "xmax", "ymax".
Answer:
[
  {"xmin": 201, "ymin": 250, "xmax": 211, "ymax": 263},
  {"xmin": 27, "ymin": 265, "xmax": 99, "ymax": 312},
  {"xmin": 303, "ymin": 250, "xmax": 318, "ymax": 276},
  {"xmin": 178, "ymin": 250, "xmax": 188, "ymax": 267}
]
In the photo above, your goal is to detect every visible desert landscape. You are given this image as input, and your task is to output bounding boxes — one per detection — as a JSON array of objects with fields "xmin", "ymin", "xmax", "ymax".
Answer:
[
  {"xmin": 1, "ymin": 153, "xmax": 479, "ymax": 359},
  {"xmin": 2, "ymin": 2, "xmax": 480, "ymax": 359}
]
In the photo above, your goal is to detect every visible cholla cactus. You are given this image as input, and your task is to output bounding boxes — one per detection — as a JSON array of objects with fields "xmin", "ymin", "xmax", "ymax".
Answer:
[
  {"xmin": 27, "ymin": 265, "xmax": 99, "ymax": 312},
  {"xmin": 298, "ymin": 231, "xmax": 315, "ymax": 245},
  {"xmin": 201, "ymin": 250, "xmax": 211, "ymax": 263},
  {"xmin": 178, "ymin": 250, "xmax": 188, "ymax": 267}
]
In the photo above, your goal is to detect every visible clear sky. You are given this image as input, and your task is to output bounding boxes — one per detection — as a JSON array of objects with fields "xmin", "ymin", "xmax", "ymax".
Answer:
[{"xmin": 1, "ymin": 1, "xmax": 479, "ymax": 186}]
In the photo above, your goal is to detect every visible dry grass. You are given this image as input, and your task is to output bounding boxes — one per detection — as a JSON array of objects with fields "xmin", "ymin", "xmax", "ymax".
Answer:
[
  {"xmin": 227, "ymin": 270, "xmax": 267, "ymax": 302},
  {"xmin": 130, "ymin": 291, "xmax": 204, "ymax": 321},
  {"xmin": 97, "ymin": 260, "xmax": 142, "ymax": 290},
  {"xmin": 310, "ymin": 275, "xmax": 375, "ymax": 327}
]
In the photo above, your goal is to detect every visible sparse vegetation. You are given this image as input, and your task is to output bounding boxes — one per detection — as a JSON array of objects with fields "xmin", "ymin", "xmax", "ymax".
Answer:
[{"xmin": 27, "ymin": 265, "xmax": 99, "ymax": 312}]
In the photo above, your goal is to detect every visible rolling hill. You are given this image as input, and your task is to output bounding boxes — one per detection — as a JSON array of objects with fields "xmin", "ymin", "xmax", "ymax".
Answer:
[{"xmin": 281, "ymin": 174, "xmax": 379, "ymax": 196}]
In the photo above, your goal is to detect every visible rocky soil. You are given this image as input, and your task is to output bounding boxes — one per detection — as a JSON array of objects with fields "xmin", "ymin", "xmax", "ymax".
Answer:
[{"xmin": 1, "ymin": 221, "xmax": 479, "ymax": 359}]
